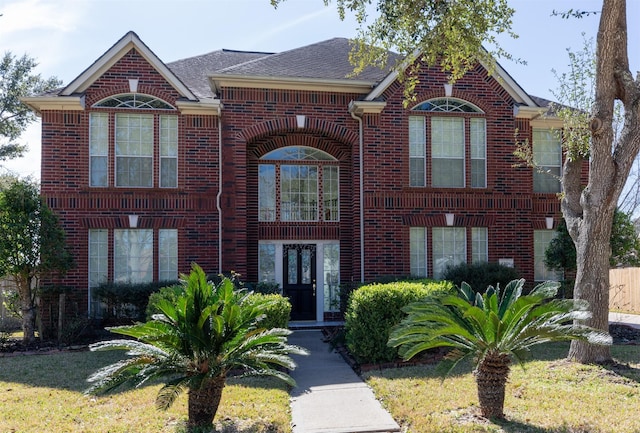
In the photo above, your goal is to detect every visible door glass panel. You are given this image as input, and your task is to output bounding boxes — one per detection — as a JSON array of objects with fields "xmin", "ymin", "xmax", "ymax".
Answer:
[
  {"xmin": 288, "ymin": 249, "xmax": 298, "ymax": 284},
  {"xmin": 301, "ymin": 249, "xmax": 311, "ymax": 284}
]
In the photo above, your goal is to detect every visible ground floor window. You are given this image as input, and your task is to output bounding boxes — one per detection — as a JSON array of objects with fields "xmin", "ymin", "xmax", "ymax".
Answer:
[
  {"xmin": 534, "ymin": 229, "xmax": 562, "ymax": 282},
  {"xmin": 410, "ymin": 226, "xmax": 488, "ymax": 279},
  {"xmin": 88, "ymin": 228, "xmax": 178, "ymax": 316}
]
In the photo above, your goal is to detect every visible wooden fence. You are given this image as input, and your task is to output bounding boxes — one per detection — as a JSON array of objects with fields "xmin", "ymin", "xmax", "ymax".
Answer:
[{"xmin": 610, "ymin": 268, "xmax": 640, "ymax": 313}]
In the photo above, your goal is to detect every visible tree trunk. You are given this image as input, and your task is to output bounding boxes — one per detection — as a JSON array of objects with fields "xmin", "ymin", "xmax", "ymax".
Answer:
[
  {"xmin": 17, "ymin": 275, "xmax": 36, "ymax": 344},
  {"xmin": 562, "ymin": 0, "xmax": 640, "ymax": 364},
  {"xmin": 187, "ymin": 376, "xmax": 225, "ymax": 432},
  {"xmin": 567, "ymin": 209, "xmax": 613, "ymax": 363},
  {"xmin": 475, "ymin": 352, "xmax": 510, "ymax": 419}
]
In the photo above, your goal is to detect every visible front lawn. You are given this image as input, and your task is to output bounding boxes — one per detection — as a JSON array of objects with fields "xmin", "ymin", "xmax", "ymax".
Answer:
[
  {"xmin": 365, "ymin": 342, "xmax": 640, "ymax": 433},
  {"xmin": 0, "ymin": 349, "xmax": 291, "ymax": 433}
]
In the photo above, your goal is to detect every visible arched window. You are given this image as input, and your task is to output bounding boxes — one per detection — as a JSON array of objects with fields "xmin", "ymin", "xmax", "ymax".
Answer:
[
  {"xmin": 93, "ymin": 93, "xmax": 174, "ymax": 110},
  {"xmin": 89, "ymin": 94, "xmax": 177, "ymax": 188},
  {"xmin": 258, "ymin": 146, "xmax": 339, "ymax": 222},
  {"xmin": 408, "ymin": 97, "xmax": 486, "ymax": 188}
]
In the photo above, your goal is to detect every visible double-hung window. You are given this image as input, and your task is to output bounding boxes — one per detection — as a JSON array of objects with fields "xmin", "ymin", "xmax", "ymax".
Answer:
[
  {"xmin": 409, "ymin": 98, "xmax": 486, "ymax": 188},
  {"xmin": 89, "ymin": 93, "xmax": 178, "ymax": 188},
  {"xmin": 533, "ymin": 129, "xmax": 562, "ymax": 193}
]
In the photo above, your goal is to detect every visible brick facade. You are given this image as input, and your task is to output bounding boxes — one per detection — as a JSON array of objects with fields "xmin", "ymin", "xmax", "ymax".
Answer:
[{"xmin": 25, "ymin": 32, "xmax": 562, "ymax": 329}]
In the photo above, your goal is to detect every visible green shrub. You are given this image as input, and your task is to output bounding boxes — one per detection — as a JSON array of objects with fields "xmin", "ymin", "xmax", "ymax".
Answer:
[
  {"xmin": 147, "ymin": 285, "xmax": 291, "ymax": 329},
  {"xmin": 243, "ymin": 293, "xmax": 291, "ymax": 329},
  {"xmin": 443, "ymin": 262, "xmax": 521, "ymax": 293},
  {"xmin": 94, "ymin": 280, "xmax": 178, "ymax": 323},
  {"xmin": 345, "ymin": 280, "xmax": 452, "ymax": 364},
  {"xmin": 245, "ymin": 281, "xmax": 282, "ymax": 295}
]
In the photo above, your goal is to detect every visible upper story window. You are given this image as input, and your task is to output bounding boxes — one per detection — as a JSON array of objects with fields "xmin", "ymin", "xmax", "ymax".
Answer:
[
  {"xmin": 258, "ymin": 146, "xmax": 339, "ymax": 222},
  {"xmin": 409, "ymin": 97, "xmax": 486, "ymax": 188},
  {"xmin": 89, "ymin": 94, "xmax": 178, "ymax": 188},
  {"xmin": 533, "ymin": 129, "xmax": 562, "ymax": 193}
]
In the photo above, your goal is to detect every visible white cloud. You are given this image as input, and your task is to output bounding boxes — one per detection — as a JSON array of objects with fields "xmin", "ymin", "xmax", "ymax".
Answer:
[{"xmin": 0, "ymin": 0, "xmax": 80, "ymax": 34}]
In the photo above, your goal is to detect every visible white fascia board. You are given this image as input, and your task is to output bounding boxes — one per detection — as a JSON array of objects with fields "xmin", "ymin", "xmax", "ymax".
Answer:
[
  {"xmin": 348, "ymin": 100, "xmax": 387, "ymax": 115},
  {"xmin": 175, "ymin": 99, "xmax": 222, "ymax": 116},
  {"xmin": 209, "ymin": 74, "xmax": 374, "ymax": 95},
  {"xmin": 61, "ymin": 32, "xmax": 197, "ymax": 101},
  {"xmin": 514, "ymin": 105, "xmax": 563, "ymax": 128},
  {"xmin": 20, "ymin": 95, "xmax": 85, "ymax": 115}
]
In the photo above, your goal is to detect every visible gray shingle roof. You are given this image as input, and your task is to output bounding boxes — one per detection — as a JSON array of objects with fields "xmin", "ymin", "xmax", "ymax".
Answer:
[
  {"xmin": 168, "ymin": 50, "xmax": 272, "ymax": 99},
  {"xmin": 214, "ymin": 38, "xmax": 396, "ymax": 82}
]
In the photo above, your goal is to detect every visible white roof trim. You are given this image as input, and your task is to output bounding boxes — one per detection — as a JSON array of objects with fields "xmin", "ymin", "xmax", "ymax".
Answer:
[
  {"xmin": 176, "ymin": 99, "xmax": 222, "ymax": 116},
  {"xmin": 365, "ymin": 54, "xmax": 537, "ymax": 107},
  {"xmin": 61, "ymin": 31, "xmax": 197, "ymax": 100},
  {"xmin": 348, "ymin": 100, "xmax": 387, "ymax": 115},
  {"xmin": 209, "ymin": 74, "xmax": 374, "ymax": 94},
  {"xmin": 20, "ymin": 95, "xmax": 85, "ymax": 115}
]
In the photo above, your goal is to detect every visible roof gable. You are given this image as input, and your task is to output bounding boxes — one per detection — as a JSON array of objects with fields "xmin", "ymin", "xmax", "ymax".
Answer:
[{"xmin": 61, "ymin": 31, "xmax": 196, "ymax": 100}]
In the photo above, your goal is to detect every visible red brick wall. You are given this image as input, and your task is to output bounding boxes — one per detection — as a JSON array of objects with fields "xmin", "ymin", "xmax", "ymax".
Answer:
[{"xmin": 38, "ymin": 46, "xmax": 560, "ymax": 327}]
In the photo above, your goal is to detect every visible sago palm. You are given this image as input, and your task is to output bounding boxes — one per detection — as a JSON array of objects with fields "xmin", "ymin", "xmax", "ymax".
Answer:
[
  {"xmin": 388, "ymin": 278, "xmax": 611, "ymax": 419},
  {"xmin": 87, "ymin": 263, "xmax": 307, "ymax": 432}
]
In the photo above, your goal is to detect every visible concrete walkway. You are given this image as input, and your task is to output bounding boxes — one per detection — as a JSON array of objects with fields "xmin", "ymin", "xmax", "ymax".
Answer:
[{"xmin": 288, "ymin": 330, "xmax": 401, "ymax": 433}]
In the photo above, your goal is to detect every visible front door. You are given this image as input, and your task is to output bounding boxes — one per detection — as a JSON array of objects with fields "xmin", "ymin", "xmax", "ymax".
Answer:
[{"xmin": 283, "ymin": 244, "xmax": 316, "ymax": 321}]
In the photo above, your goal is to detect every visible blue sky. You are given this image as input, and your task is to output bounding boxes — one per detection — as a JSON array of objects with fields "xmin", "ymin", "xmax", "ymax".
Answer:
[{"xmin": 2, "ymin": 0, "xmax": 638, "ymax": 178}]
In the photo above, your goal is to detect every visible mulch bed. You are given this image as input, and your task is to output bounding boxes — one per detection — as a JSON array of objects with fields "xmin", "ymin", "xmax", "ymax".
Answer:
[{"xmin": 324, "ymin": 324, "xmax": 640, "ymax": 375}]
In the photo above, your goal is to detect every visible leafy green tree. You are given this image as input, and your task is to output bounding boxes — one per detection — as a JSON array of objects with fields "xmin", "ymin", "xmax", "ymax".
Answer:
[
  {"xmin": 389, "ymin": 279, "xmax": 611, "ymax": 419},
  {"xmin": 270, "ymin": 0, "xmax": 639, "ymax": 364},
  {"xmin": 546, "ymin": 209, "xmax": 640, "ymax": 273},
  {"xmin": 0, "ymin": 177, "xmax": 74, "ymax": 343},
  {"xmin": 0, "ymin": 52, "xmax": 61, "ymax": 161},
  {"xmin": 87, "ymin": 264, "xmax": 307, "ymax": 432}
]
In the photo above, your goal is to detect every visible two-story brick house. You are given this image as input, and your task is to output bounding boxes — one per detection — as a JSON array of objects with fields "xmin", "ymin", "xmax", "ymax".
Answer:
[{"xmin": 23, "ymin": 31, "xmax": 562, "ymax": 325}]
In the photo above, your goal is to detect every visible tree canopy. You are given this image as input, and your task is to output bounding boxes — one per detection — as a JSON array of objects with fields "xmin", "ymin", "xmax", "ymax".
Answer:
[{"xmin": 0, "ymin": 52, "xmax": 61, "ymax": 161}]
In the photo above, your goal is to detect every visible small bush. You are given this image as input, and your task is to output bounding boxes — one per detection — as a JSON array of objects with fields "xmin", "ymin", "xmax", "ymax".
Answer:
[
  {"xmin": 243, "ymin": 293, "xmax": 291, "ymax": 329},
  {"xmin": 245, "ymin": 281, "xmax": 282, "ymax": 295},
  {"xmin": 443, "ymin": 262, "xmax": 521, "ymax": 293},
  {"xmin": 94, "ymin": 280, "xmax": 178, "ymax": 323},
  {"xmin": 145, "ymin": 284, "xmax": 184, "ymax": 321},
  {"xmin": 345, "ymin": 280, "xmax": 452, "ymax": 364}
]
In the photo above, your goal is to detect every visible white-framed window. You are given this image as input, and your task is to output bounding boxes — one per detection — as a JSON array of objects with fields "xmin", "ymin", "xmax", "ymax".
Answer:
[
  {"xmin": 409, "ymin": 97, "xmax": 486, "ymax": 189},
  {"xmin": 470, "ymin": 118, "xmax": 487, "ymax": 188},
  {"xmin": 432, "ymin": 227, "xmax": 467, "ymax": 279},
  {"xmin": 323, "ymin": 243, "xmax": 340, "ymax": 312},
  {"xmin": 432, "ymin": 117, "xmax": 465, "ymax": 187},
  {"xmin": 258, "ymin": 146, "xmax": 339, "ymax": 222},
  {"xmin": 258, "ymin": 243, "xmax": 277, "ymax": 283},
  {"xmin": 534, "ymin": 230, "xmax": 562, "ymax": 281},
  {"xmin": 158, "ymin": 229, "xmax": 178, "ymax": 281},
  {"xmin": 533, "ymin": 129, "xmax": 562, "ymax": 193},
  {"xmin": 115, "ymin": 114, "xmax": 154, "ymax": 187},
  {"xmin": 89, "ymin": 113, "xmax": 109, "ymax": 187},
  {"xmin": 114, "ymin": 229, "xmax": 154, "ymax": 283},
  {"xmin": 472, "ymin": 227, "xmax": 489, "ymax": 263},
  {"xmin": 323, "ymin": 166, "xmax": 339, "ymax": 221},
  {"xmin": 281, "ymin": 165, "xmax": 318, "ymax": 221},
  {"xmin": 90, "ymin": 93, "xmax": 178, "ymax": 188},
  {"xmin": 410, "ymin": 227, "xmax": 427, "ymax": 277},
  {"xmin": 88, "ymin": 229, "xmax": 108, "ymax": 316},
  {"xmin": 160, "ymin": 115, "xmax": 178, "ymax": 188},
  {"xmin": 409, "ymin": 116, "xmax": 426, "ymax": 187}
]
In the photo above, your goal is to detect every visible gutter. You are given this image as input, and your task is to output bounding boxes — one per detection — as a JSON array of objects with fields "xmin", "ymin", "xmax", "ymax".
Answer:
[
  {"xmin": 216, "ymin": 115, "xmax": 223, "ymax": 273},
  {"xmin": 349, "ymin": 107, "xmax": 366, "ymax": 283}
]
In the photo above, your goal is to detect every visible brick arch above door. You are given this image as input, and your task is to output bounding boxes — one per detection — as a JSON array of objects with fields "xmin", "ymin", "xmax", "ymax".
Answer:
[{"xmin": 238, "ymin": 116, "xmax": 359, "ymax": 148}]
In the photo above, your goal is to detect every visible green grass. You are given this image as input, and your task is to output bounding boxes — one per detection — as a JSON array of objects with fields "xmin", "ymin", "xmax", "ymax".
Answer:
[
  {"xmin": 364, "ymin": 342, "xmax": 640, "ymax": 433},
  {"xmin": 0, "ymin": 349, "xmax": 291, "ymax": 433}
]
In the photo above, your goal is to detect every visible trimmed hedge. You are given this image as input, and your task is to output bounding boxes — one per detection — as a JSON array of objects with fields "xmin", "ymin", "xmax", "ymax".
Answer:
[
  {"xmin": 94, "ymin": 280, "xmax": 178, "ymax": 323},
  {"xmin": 443, "ymin": 262, "xmax": 521, "ymax": 294},
  {"xmin": 147, "ymin": 286, "xmax": 291, "ymax": 329},
  {"xmin": 345, "ymin": 280, "xmax": 453, "ymax": 364}
]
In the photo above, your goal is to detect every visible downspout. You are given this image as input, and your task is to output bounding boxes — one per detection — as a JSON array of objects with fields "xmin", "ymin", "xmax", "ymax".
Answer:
[
  {"xmin": 216, "ymin": 115, "xmax": 223, "ymax": 274},
  {"xmin": 349, "ymin": 107, "xmax": 365, "ymax": 283}
]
